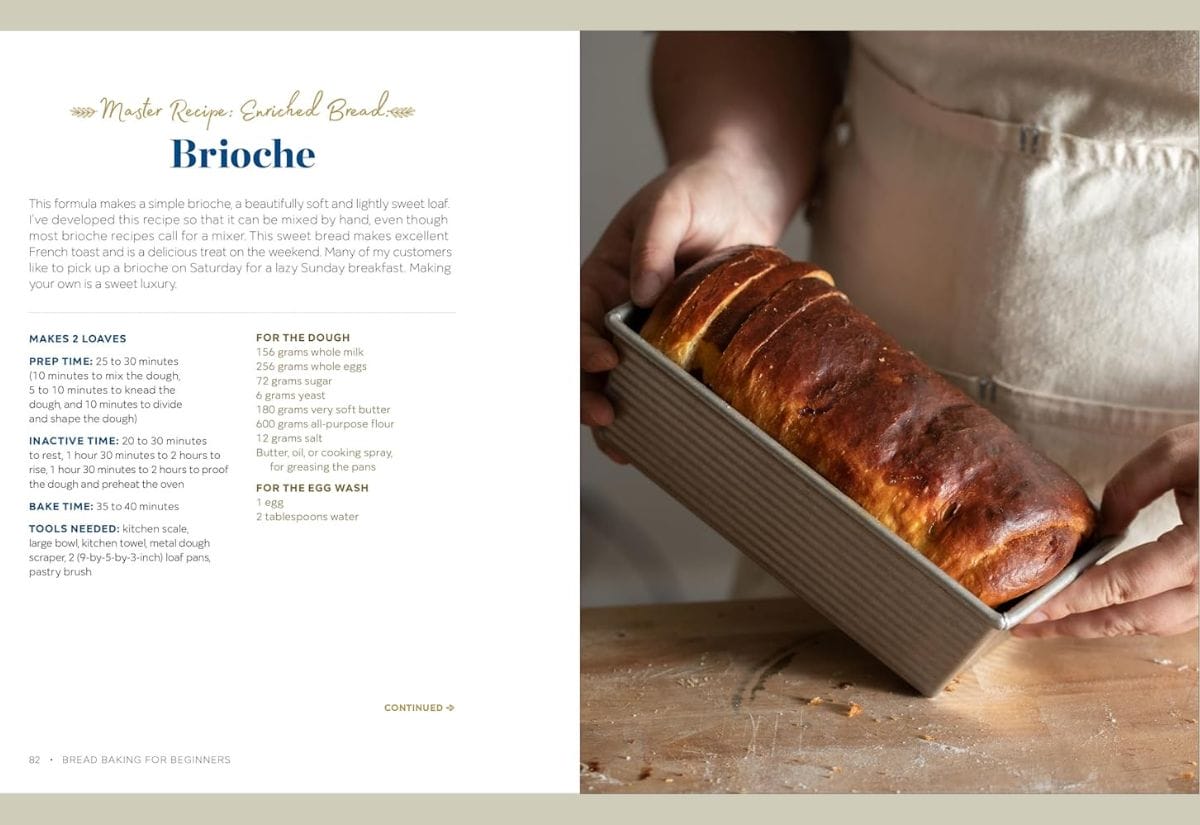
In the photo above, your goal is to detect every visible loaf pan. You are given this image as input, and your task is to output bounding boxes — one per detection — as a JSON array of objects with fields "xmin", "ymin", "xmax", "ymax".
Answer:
[{"xmin": 600, "ymin": 303, "xmax": 1121, "ymax": 697}]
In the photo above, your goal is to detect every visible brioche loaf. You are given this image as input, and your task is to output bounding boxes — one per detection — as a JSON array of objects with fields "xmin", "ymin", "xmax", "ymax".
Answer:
[{"xmin": 641, "ymin": 245, "xmax": 1096, "ymax": 606}]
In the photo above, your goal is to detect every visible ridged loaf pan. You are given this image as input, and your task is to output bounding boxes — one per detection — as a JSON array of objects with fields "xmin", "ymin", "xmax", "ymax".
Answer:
[{"xmin": 600, "ymin": 303, "xmax": 1120, "ymax": 697}]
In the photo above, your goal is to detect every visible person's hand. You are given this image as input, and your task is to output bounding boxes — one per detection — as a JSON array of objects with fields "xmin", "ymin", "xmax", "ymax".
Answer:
[
  {"xmin": 580, "ymin": 152, "xmax": 790, "ymax": 462},
  {"xmin": 1012, "ymin": 423, "xmax": 1199, "ymax": 638},
  {"xmin": 580, "ymin": 32, "xmax": 839, "ymax": 463}
]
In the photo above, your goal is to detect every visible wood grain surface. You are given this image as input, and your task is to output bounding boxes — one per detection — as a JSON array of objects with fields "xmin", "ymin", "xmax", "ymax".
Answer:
[{"xmin": 580, "ymin": 598, "xmax": 1199, "ymax": 793}]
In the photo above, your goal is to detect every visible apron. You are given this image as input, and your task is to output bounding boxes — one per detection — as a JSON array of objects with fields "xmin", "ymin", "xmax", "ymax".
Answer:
[{"xmin": 734, "ymin": 32, "xmax": 1199, "ymax": 599}]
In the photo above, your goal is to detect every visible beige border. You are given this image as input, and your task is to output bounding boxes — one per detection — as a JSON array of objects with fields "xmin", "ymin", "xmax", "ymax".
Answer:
[
  {"xmin": 0, "ymin": 1, "xmax": 1198, "ymax": 29},
  {"xmin": 0, "ymin": 794, "xmax": 1198, "ymax": 822},
  {"xmin": 2, "ymin": 1, "xmax": 1199, "ymax": 823}
]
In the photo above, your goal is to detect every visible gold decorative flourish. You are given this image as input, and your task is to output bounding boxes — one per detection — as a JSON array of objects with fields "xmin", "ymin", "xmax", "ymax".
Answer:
[
  {"xmin": 70, "ymin": 106, "xmax": 96, "ymax": 118},
  {"xmin": 388, "ymin": 106, "xmax": 415, "ymax": 118}
]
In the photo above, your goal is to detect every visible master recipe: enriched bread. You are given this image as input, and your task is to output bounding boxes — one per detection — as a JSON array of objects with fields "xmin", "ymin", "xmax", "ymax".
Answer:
[{"xmin": 641, "ymin": 245, "xmax": 1096, "ymax": 607}]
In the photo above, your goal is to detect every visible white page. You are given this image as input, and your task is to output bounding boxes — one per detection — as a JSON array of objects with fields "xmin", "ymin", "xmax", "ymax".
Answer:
[{"xmin": 0, "ymin": 30, "xmax": 579, "ymax": 793}]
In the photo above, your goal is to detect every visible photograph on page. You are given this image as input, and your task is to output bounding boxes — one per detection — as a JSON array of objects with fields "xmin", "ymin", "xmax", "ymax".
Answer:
[{"xmin": 579, "ymin": 30, "xmax": 1199, "ymax": 793}]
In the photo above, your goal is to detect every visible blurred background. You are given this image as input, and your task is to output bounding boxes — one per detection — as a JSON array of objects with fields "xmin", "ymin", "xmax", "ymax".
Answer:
[{"xmin": 580, "ymin": 32, "xmax": 814, "ymax": 607}]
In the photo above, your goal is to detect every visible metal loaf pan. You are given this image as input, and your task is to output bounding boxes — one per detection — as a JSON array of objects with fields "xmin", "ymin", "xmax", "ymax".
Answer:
[{"xmin": 600, "ymin": 303, "xmax": 1120, "ymax": 697}]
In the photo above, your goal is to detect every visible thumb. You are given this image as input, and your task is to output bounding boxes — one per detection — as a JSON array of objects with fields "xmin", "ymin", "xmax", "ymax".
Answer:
[
  {"xmin": 1101, "ymin": 425, "xmax": 1198, "ymax": 534},
  {"xmin": 629, "ymin": 194, "xmax": 690, "ymax": 307}
]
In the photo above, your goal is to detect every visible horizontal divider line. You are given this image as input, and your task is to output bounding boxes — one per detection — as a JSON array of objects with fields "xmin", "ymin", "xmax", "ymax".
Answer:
[{"xmin": 25, "ymin": 311, "xmax": 458, "ymax": 315}]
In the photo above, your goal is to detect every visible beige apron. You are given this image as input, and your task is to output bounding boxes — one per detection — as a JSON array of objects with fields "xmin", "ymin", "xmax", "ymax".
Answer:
[{"xmin": 734, "ymin": 32, "xmax": 1199, "ymax": 599}]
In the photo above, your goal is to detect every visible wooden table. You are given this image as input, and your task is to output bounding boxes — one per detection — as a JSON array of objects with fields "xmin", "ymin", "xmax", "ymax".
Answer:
[{"xmin": 581, "ymin": 599, "xmax": 1199, "ymax": 793}]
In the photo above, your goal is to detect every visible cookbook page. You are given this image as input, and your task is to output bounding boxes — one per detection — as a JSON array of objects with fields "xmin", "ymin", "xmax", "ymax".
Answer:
[{"xmin": 0, "ymin": 30, "xmax": 578, "ymax": 793}]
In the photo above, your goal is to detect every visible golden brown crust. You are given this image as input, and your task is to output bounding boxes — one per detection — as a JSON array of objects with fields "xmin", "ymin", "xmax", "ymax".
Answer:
[
  {"xmin": 640, "ymin": 245, "xmax": 790, "ymax": 368},
  {"xmin": 640, "ymin": 245, "xmax": 760, "ymax": 349},
  {"xmin": 710, "ymin": 276, "xmax": 848, "ymax": 404},
  {"xmin": 645, "ymin": 245, "xmax": 1096, "ymax": 607},
  {"xmin": 694, "ymin": 262, "xmax": 832, "ymax": 382}
]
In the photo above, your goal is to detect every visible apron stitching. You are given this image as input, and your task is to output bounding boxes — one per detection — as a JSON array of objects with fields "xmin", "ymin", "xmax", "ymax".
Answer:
[
  {"xmin": 933, "ymin": 363, "xmax": 1198, "ymax": 417},
  {"xmin": 991, "ymin": 375, "xmax": 1196, "ymax": 416},
  {"xmin": 1018, "ymin": 126, "xmax": 1041, "ymax": 156},
  {"xmin": 856, "ymin": 46, "xmax": 1199, "ymax": 172},
  {"xmin": 998, "ymin": 406, "xmax": 1195, "ymax": 437}
]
